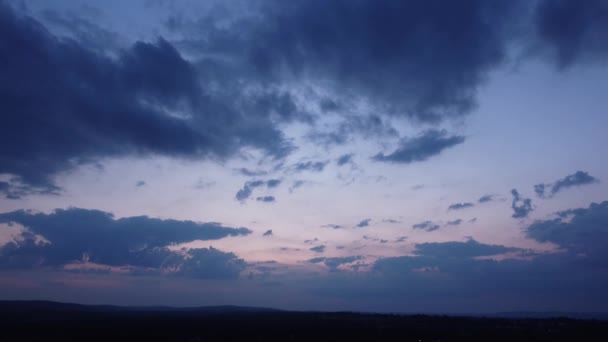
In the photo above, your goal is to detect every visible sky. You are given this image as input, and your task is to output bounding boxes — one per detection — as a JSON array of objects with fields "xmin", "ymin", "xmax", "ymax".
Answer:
[{"xmin": 1, "ymin": 0, "xmax": 608, "ymax": 313}]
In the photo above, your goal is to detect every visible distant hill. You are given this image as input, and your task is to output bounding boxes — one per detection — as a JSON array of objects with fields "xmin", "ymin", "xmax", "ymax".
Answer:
[
  {"xmin": 475, "ymin": 311, "xmax": 608, "ymax": 320},
  {"xmin": 1, "ymin": 301, "xmax": 608, "ymax": 341},
  {"xmin": 2, "ymin": 300, "xmax": 608, "ymax": 320},
  {"xmin": 0, "ymin": 300, "xmax": 282, "ymax": 314}
]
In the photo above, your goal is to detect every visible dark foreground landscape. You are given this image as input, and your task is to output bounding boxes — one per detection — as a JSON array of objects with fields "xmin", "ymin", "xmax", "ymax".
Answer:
[{"xmin": 0, "ymin": 301, "xmax": 607, "ymax": 341}]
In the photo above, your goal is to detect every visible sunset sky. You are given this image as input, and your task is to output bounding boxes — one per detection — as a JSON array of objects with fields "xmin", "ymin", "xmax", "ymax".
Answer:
[{"xmin": 1, "ymin": 0, "xmax": 608, "ymax": 313}]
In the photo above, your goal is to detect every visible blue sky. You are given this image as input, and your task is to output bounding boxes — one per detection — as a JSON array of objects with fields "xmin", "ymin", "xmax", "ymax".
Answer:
[{"xmin": 1, "ymin": 0, "xmax": 608, "ymax": 313}]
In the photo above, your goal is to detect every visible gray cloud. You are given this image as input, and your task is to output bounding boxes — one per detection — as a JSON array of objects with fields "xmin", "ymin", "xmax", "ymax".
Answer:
[
  {"xmin": 310, "ymin": 245, "xmax": 326, "ymax": 253},
  {"xmin": 288, "ymin": 180, "xmax": 306, "ymax": 193},
  {"xmin": 478, "ymin": 194, "xmax": 496, "ymax": 203},
  {"xmin": 414, "ymin": 239, "xmax": 522, "ymax": 259},
  {"xmin": 266, "ymin": 179, "xmax": 282, "ymax": 188},
  {"xmin": 535, "ymin": 171, "xmax": 599, "ymax": 198},
  {"xmin": 293, "ymin": 161, "xmax": 329, "ymax": 173},
  {"xmin": 235, "ymin": 180, "xmax": 280, "ymax": 202},
  {"xmin": 369, "ymin": 238, "xmax": 608, "ymax": 310},
  {"xmin": 448, "ymin": 202, "xmax": 474, "ymax": 211},
  {"xmin": 373, "ymin": 130, "xmax": 465, "ymax": 164},
  {"xmin": 511, "ymin": 189, "xmax": 534, "ymax": 219},
  {"xmin": 526, "ymin": 201, "xmax": 608, "ymax": 266},
  {"xmin": 355, "ymin": 219, "xmax": 371, "ymax": 228},
  {"xmin": 263, "ymin": 229, "xmax": 273, "ymax": 237},
  {"xmin": 534, "ymin": 184, "xmax": 547, "ymax": 198},
  {"xmin": 256, "ymin": 196, "xmax": 276, "ymax": 203},
  {"xmin": 336, "ymin": 153, "xmax": 354, "ymax": 166},
  {"xmin": 235, "ymin": 180, "xmax": 265, "ymax": 202},
  {"xmin": 308, "ymin": 257, "xmax": 326, "ymax": 264},
  {"xmin": 322, "ymin": 224, "xmax": 344, "ymax": 230},
  {"xmin": 299, "ymin": 216, "xmax": 608, "ymax": 311},
  {"xmin": 394, "ymin": 236, "xmax": 408, "ymax": 243},
  {"xmin": 237, "ymin": 168, "xmax": 268, "ymax": 177},
  {"xmin": 135, "ymin": 181, "xmax": 146, "ymax": 187},
  {"xmin": 174, "ymin": 247, "xmax": 246, "ymax": 279},
  {"xmin": 412, "ymin": 221, "xmax": 440, "ymax": 232},
  {"xmin": 0, "ymin": 208, "xmax": 250, "ymax": 277},
  {"xmin": 307, "ymin": 115, "xmax": 398, "ymax": 147},
  {"xmin": 447, "ymin": 219, "xmax": 463, "ymax": 226},
  {"xmin": 308, "ymin": 256, "xmax": 363, "ymax": 272}
]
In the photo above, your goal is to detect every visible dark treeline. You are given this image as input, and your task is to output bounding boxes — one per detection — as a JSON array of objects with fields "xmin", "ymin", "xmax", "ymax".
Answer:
[{"xmin": 0, "ymin": 301, "xmax": 607, "ymax": 341}]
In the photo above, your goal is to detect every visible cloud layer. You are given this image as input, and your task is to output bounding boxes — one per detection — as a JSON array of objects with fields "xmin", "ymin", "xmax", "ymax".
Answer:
[
  {"xmin": 0, "ymin": 208, "xmax": 250, "ymax": 278},
  {"xmin": 0, "ymin": 3, "xmax": 290, "ymax": 198}
]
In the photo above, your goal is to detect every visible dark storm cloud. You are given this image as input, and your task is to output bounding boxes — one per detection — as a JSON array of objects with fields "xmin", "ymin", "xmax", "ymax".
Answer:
[
  {"xmin": 310, "ymin": 245, "xmax": 326, "ymax": 253},
  {"xmin": 534, "ymin": 171, "xmax": 599, "ymax": 198},
  {"xmin": 511, "ymin": 189, "xmax": 534, "ymax": 218},
  {"xmin": 534, "ymin": 0, "xmax": 608, "ymax": 68},
  {"xmin": 256, "ymin": 196, "xmax": 275, "ymax": 203},
  {"xmin": 5, "ymin": 0, "xmax": 608, "ymax": 201},
  {"xmin": 336, "ymin": 154, "xmax": 354, "ymax": 166},
  {"xmin": 526, "ymin": 201, "xmax": 608, "ymax": 266},
  {"xmin": 0, "ymin": 208, "xmax": 250, "ymax": 277},
  {"xmin": 293, "ymin": 161, "xmax": 329, "ymax": 173},
  {"xmin": 238, "ymin": 0, "xmax": 520, "ymax": 123},
  {"xmin": 412, "ymin": 221, "xmax": 440, "ymax": 232},
  {"xmin": 355, "ymin": 219, "xmax": 371, "ymax": 228},
  {"xmin": 0, "ymin": 3, "xmax": 290, "ymax": 198},
  {"xmin": 448, "ymin": 202, "xmax": 474, "ymax": 211},
  {"xmin": 219, "ymin": 0, "xmax": 608, "ymax": 119},
  {"xmin": 373, "ymin": 130, "xmax": 465, "ymax": 164},
  {"xmin": 40, "ymin": 8, "xmax": 119, "ymax": 52}
]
